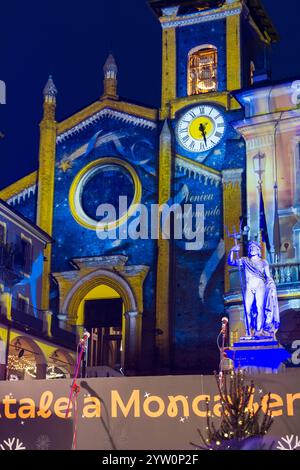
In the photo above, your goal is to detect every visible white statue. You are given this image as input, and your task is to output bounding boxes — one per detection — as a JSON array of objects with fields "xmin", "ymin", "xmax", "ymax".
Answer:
[{"xmin": 228, "ymin": 241, "xmax": 280, "ymax": 337}]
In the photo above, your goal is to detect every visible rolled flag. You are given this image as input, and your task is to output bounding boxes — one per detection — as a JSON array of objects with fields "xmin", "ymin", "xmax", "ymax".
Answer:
[{"xmin": 259, "ymin": 187, "xmax": 270, "ymax": 254}]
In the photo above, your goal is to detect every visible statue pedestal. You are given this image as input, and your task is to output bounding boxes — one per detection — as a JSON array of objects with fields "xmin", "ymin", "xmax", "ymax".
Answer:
[{"xmin": 224, "ymin": 337, "xmax": 291, "ymax": 374}]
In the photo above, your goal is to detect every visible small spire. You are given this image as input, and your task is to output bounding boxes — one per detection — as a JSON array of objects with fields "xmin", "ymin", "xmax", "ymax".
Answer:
[
  {"xmin": 103, "ymin": 53, "xmax": 118, "ymax": 78},
  {"xmin": 42, "ymin": 75, "xmax": 57, "ymax": 121},
  {"xmin": 43, "ymin": 75, "xmax": 57, "ymax": 99},
  {"xmin": 101, "ymin": 53, "xmax": 118, "ymax": 100}
]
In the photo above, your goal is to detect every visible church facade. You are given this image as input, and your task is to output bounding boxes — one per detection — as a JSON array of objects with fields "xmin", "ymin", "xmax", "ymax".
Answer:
[{"xmin": 1, "ymin": 0, "xmax": 300, "ymax": 377}]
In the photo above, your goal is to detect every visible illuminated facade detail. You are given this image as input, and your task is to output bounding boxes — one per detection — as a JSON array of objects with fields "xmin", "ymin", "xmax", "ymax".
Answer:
[
  {"xmin": 0, "ymin": 201, "xmax": 74, "ymax": 380},
  {"xmin": 159, "ymin": 6, "xmax": 242, "ymax": 30},
  {"xmin": 0, "ymin": 171, "xmax": 37, "ymax": 206},
  {"xmin": 222, "ymin": 168, "xmax": 243, "ymax": 291},
  {"xmin": 150, "ymin": 0, "xmax": 278, "ymax": 372},
  {"xmin": 169, "ymin": 92, "xmax": 240, "ymax": 119},
  {"xmin": 3, "ymin": 1, "xmax": 298, "ymax": 376},
  {"xmin": 155, "ymin": 121, "xmax": 172, "ymax": 368},
  {"xmin": 176, "ymin": 104, "xmax": 225, "ymax": 153},
  {"xmin": 226, "ymin": 82, "xmax": 300, "ymax": 348},
  {"xmin": 57, "ymin": 108, "xmax": 157, "ymax": 143},
  {"xmin": 161, "ymin": 6, "xmax": 179, "ymax": 17},
  {"xmin": 161, "ymin": 26, "xmax": 177, "ymax": 118},
  {"xmin": 58, "ymin": 159, "xmax": 73, "ymax": 173},
  {"xmin": 6, "ymin": 184, "xmax": 37, "ymax": 207},
  {"xmin": 69, "ymin": 157, "xmax": 142, "ymax": 231},
  {"xmin": 37, "ymin": 76, "xmax": 58, "ymax": 311},
  {"xmin": 6, "ymin": 334, "xmax": 75, "ymax": 381},
  {"xmin": 52, "ymin": 256, "xmax": 149, "ymax": 373},
  {"xmin": 292, "ymin": 138, "xmax": 300, "ymax": 212},
  {"xmin": 226, "ymin": 14, "xmax": 241, "ymax": 91},
  {"xmin": 188, "ymin": 45, "xmax": 218, "ymax": 95},
  {"xmin": 175, "ymin": 156, "xmax": 222, "ymax": 186}
]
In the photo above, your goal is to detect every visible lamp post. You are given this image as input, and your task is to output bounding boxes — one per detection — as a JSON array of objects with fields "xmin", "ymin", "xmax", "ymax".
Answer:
[{"xmin": 252, "ymin": 152, "xmax": 266, "ymax": 189}]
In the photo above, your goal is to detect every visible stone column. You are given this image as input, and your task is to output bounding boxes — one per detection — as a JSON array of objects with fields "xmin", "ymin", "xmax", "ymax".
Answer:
[
  {"xmin": 36, "ymin": 363, "xmax": 47, "ymax": 380},
  {"xmin": 124, "ymin": 311, "xmax": 141, "ymax": 375},
  {"xmin": 43, "ymin": 310, "xmax": 53, "ymax": 337}
]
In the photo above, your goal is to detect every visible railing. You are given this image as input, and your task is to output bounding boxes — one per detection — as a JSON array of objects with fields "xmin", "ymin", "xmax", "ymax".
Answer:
[
  {"xmin": 270, "ymin": 262, "xmax": 300, "ymax": 285},
  {"xmin": 228, "ymin": 262, "xmax": 300, "ymax": 294},
  {"xmin": 11, "ymin": 299, "xmax": 44, "ymax": 331},
  {"xmin": 11, "ymin": 298, "xmax": 45, "ymax": 321}
]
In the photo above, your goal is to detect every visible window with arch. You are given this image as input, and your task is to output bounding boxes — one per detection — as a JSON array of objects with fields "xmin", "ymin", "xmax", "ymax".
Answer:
[{"xmin": 188, "ymin": 45, "xmax": 218, "ymax": 96}]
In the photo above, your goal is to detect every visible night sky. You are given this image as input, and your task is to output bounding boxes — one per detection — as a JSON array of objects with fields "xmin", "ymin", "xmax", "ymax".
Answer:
[{"xmin": 0, "ymin": 0, "xmax": 299, "ymax": 189}]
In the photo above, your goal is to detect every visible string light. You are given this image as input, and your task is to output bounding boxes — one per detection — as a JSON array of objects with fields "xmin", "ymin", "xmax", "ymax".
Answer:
[{"xmin": 8, "ymin": 355, "xmax": 67, "ymax": 379}]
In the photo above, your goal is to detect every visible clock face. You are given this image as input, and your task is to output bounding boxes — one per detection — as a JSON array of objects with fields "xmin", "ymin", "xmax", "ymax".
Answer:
[{"xmin": 176, "ymin": 105, "xmax": 225, "ymax": 153}]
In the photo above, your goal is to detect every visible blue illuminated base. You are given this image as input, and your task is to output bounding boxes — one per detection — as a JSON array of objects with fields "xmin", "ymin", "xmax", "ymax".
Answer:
[{"xmin": 225, "ymin": 338, "xmax": 291, "ymax": 374}]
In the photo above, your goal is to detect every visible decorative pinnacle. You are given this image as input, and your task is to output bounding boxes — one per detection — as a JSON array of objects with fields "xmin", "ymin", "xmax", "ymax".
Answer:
[
  {"xmin": 103, "ymin": 53, "xmax": 118, "ymax": 77},
  {"xmin": 43, "ymin": 75, "xmax": 58, "ymax": 98}
]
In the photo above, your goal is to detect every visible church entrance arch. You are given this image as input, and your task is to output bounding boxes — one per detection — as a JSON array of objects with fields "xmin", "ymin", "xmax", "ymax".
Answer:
[{"xmin": 61, "ymin": 268, "xmax": 140, "ymax": 374}]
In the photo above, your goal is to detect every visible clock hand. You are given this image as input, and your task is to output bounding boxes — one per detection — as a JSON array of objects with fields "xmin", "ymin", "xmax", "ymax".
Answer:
[{"xmin": 199, "ymin": 123, "xmax": 207, "ymax": 146}]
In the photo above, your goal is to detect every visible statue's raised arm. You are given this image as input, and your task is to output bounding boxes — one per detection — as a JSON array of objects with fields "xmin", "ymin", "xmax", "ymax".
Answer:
[{"xmin": 227, "ymin": 244, "xmax": 242, "ymax": 267}]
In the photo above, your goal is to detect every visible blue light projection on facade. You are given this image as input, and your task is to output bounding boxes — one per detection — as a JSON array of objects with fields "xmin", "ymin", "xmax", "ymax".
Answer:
[{"xmin": 81, "ymin": 164, "xmax": 135, "ymax": 222}]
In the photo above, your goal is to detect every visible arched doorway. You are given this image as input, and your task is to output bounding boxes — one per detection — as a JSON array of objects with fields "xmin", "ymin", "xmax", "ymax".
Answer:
[
  {"xmin": 7, "ymin": 336, "xmax": 46, "ymax": 380},
  {"xmin": 48, "ymin": 349, "xmax": 75, "ymax": 379},
  {"xmin": 77, "ymin": 284, "xmax": 124, "ymax": 371},
  {"xmin": 54, "ymin": 257, "xmax": 149, "ymax": 374}
]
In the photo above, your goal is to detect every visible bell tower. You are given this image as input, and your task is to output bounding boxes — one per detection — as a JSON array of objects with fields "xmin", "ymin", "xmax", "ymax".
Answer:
[
  {"xmin": 149, "ymin": 0, "xmax": 278, "ymax": 118},
  {"xmin": 150, "ymin": 0, "xmax": 278, "ymax": 372}
]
